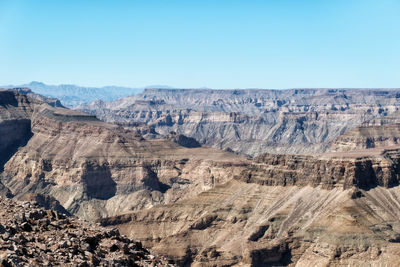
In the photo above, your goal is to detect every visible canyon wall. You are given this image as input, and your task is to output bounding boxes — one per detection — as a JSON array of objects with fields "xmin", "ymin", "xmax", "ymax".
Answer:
[
  {"xmin": 0, "ymin": 90, "xmax": 36, "ymax": 171},
  {"xmin": 331, "ymin": 110, "xmax": 400, "ymax": 152},
  {"xmin": 102, "ymin": 179, "xmax": 400, "ymax": 266},
  {"xmin": 237, "ymin": 149, "xmax": 400, "ymax": 189},
  {"xmin": 101, "ymin": 147, "xmax": 400, "ymax": 266},
  {"xmin": 77, "ymin": 88, "xmax": 400, "ymax": 156}
]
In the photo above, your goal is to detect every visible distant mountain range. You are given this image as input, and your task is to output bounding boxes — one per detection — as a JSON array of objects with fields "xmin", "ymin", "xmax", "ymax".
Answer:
[{"xmin": 1, "ymin": 81, "xmax": 173, "ymax": 107}]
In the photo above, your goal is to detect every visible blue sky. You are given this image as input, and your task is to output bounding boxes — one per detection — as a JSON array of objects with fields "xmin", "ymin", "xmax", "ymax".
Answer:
[{"xmin": 0, "ymin": 0, "xmax": 399, "ymax": 88}]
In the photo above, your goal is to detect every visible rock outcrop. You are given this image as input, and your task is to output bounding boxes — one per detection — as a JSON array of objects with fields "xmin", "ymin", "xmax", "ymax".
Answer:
[
  {"xmin": 0, "ymin": 197, "xmax": 173, "ymax": 266},
  {"xmin": 77, "ymin": 88, "xmax": 400, "ymax": 156},
  {"xmin": 0, "ymin": 90, "xmax": 37, "ymax": 171}
]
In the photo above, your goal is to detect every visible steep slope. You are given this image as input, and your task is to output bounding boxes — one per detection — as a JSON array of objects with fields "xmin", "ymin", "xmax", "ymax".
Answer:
[
  {"xmin": 77, "ymin": 88, "xmax": 400, "ymax": 156},
  {"xmin": 238, "ymin": 147, "xmax": 400, "ymax": 189},
  {"xmin": 0, "ymin": 89, "xmax": 39, "ymax": 172},
  {"xmin": 101, "ymin": 148, "xmax": 400, "ymax": 266},
  {"xmin": 0, "ymin": 89, "xmax": 248, "ymax": 221},
  {"xmin": 0, "ymin": 89, "xmax": 41, "ymax": 197}
]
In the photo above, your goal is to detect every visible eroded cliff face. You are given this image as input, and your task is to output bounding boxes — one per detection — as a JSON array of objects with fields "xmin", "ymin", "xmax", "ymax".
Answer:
[
  {"xmin": 0, "ymin": 90, "xmax": 248, "ymax": 220},
  {"xmin": 100, "ymin": 147, "xmax": 400, "ymax": 266},
  {"xmin": 237, "ymin": 149, "xmax": 400, "ymax": 189},
  {"xmin": 331, "ymin": 111, "xmax": 400, "ymax": 152},
  {"xmin": 77, "ymin": 88, "xmax": 400, "ymax": 156},
  {"xmin": 0, "ymin": 90, "xmax": 36, "ymax": 172},
  {"xmin": 102, "ymin": 179, "xmax": 400, "ymax": 266}
]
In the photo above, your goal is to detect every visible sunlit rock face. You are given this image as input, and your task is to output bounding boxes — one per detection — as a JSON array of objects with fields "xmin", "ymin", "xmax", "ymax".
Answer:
[{"xmin": 102, "ymin": 147, "xmax": 400, "ymax": 266}]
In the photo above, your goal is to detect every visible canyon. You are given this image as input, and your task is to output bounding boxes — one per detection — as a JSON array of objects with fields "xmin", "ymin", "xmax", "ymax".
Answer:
[
  {"xmin": 0, "ymin": 89, "xmax": 248, "ymax": 222},
  {"xmin": 1, "ymin": 87, "xmax": 400, "ymax": 266}
]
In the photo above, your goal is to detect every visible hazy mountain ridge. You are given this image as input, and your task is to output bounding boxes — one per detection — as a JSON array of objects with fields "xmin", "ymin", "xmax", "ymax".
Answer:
[{"xmin": 1, "ymin": 81, "xmax": 144, "ymax": 107}]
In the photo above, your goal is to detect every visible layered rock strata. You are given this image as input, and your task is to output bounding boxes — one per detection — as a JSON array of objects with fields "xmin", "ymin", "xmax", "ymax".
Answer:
[
  {"xmin": 237, "ymin": 148, "xmax": 400, "ymax": 189},
  {"xmin": 101, "ymin": 179, "xmax": 400, "ymax": 266},
  {"xmin": 331, "ymin": 111, "xmax": 400, "ymax": 152},
  {"xmin": 0, "ymin": 90, "xmax": 37, "ymax": 171},
  {"xmin": 101, "ymin": 148, "xmax": 400, "ymax": 266},
  {"xmin": 77, "ymin": 88, "xmax": 400, "ymax": 156}
]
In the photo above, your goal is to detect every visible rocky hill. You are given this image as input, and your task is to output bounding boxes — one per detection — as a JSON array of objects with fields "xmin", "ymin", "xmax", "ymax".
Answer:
[
  {"xmin": 0, "ymin": 196, "xmax": 173, "ymax": 266},
  {"xmin": 0, "ymin": 88, "xmax": 63, "ymax": 173},
  {"xmin": 77, "ymin": 88, "xmax": 400, "ymax": 156}
]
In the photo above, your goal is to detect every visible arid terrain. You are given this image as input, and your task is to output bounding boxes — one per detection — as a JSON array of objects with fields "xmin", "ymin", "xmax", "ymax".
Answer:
[
  {"xmin": 0, "ymin": 196, "xmax": 173, "ymax": 266},
  {"xmin": 1, "ymin": 87, "xmax": 400, "ymax": 266}
]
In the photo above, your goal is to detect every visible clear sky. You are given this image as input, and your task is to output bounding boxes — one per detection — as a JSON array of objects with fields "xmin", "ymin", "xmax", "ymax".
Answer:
[{"xmin": 0, "ymin": 0, "xmax": 399, "ymax": 89}]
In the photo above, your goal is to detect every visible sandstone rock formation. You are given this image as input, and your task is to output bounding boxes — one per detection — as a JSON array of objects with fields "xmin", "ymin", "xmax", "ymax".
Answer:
[
  {"xmin": 0, "ymin": 196, "xmax": 173, "ymax": 266},
  {"xmin": 0, "ymin": 89, "xmax": 37, "ymax": 172},
  {"xmin": 77, "ymin": 88, "xmax": 400, "ymax": 156}
]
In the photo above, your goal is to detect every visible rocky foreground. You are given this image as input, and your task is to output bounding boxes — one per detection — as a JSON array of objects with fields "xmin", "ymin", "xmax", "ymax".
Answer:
[{"xmin": 0, "ymin": 197, "xmax": 174, "ymax": 266}]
